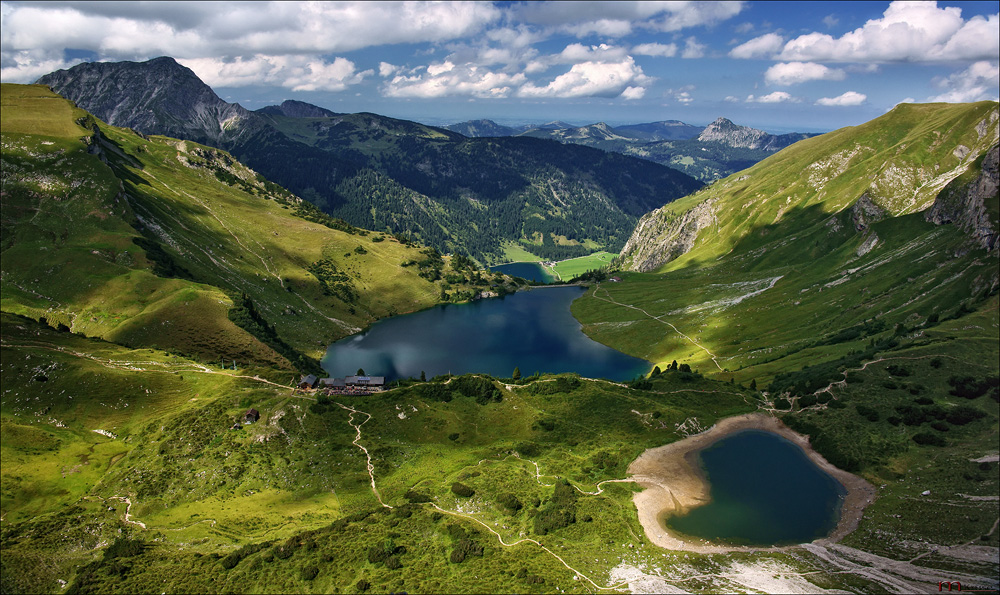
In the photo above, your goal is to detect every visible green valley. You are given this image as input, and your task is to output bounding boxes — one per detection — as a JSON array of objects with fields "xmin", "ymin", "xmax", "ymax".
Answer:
[{"xmin": 1, "ymin": 79, "xmax": 998, "ymax": 595}]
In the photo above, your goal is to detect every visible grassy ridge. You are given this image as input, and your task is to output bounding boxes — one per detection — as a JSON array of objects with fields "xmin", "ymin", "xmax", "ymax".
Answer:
[
  {"xmin": 2, "ymin": 83, "xmax": 509, "ymax": 368},
  {"xmin": 2, "ymin": 309, "xmax": 996, "ymax": 593}
]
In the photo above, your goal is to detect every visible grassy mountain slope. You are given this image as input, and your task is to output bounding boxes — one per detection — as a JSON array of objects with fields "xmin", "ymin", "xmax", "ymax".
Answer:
[
  {"xmin": 37, "ymin": 58, "xmax": 703, "ymax": 264},
  {"xmin": 574, "ymin": 101, "xmax": 998, "ymax": 380},
  {"xmin": 3, "ymin": 309, "xmax": 996, "ymax": 594},
  {"xmin": 2, "ymin": 84, "xmax": 501, "ymax": 369}
]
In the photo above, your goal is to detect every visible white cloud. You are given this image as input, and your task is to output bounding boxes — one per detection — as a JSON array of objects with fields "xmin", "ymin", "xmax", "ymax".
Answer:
[
  {"xmin": 927, "ymin": 61, "xmax": 1000, "ymax": 102},
  {"xmin": 666, "ymin": 86, "xmax": 695, "ymax": 104},
  {"xmin": 729, "ymin": 32, "xmax": 784, "ymax": 59},
  {"xmin": 518, "ymin": 57, "xmax": 650, "ymax": 98},
  {"xmin": 620, "ymin": 86, "xmax": 646, "ymax": 100},
  {"xmin": 724, "ymin": 95, "xmax": 741, "ymax": 103},
  {"xmin": 816, "ymin": 91, "xmax": 867, "ymax": 106},
  {"xmin": 778, "ymin": 1, "xmax": 1000, "ymax": 62},
  {"xmin": 822, "ymin": 15, "xmax": 839, "ymax": 28},
  {"xmin": 0, "ymin": 49, "xmax": 74, "ymax": 83},
  {"xmin": 178, "ymin": 55, "xmax": 372, "ymax": 92},
  {"xmin": 0, "ymin": 1, "xmax": 501, "ymax": 84},
  {"xmin": 681, "ymin": 37, "xmax": 706, "ymax": 59},
  {"xmin": 512, "ymin": 1, "xmax": 745, "ymax": 36},
  {"xmin": 383, "ymin": 64, "xmax": 526, "ymax": 98},
  {"xmin": 747, "ymin": 91, "xmax": 796, "ymax": 103},
  {"xmin": 632, "ymin": 42, "xmax": 677, "ymax": 58},
  {"xmin": 379, "ymin": 62, "xmax": 400, "ymax": 77},
  {"xmin": 765, "ymin": 61, "xmax": 845, "ymax": 85}
]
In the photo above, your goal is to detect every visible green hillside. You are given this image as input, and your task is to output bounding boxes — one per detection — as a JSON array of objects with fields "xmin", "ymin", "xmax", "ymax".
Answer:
[
  {"xmin": 576, "ymin": 101, "xmax": 999, "ymax": 380},
  {"xmin": 1, "ymin": 91, "xmax": 997, "ymax": 594},
  {"xmin": 1, "ymin": 84, "xmax": 509, "ymax": 369}
]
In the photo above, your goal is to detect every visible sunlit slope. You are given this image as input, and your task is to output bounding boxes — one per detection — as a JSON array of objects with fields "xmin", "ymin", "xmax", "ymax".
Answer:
[
  {"xmin": 576, "ymin": 101, "xmax": 999, "ymax": 380},
  {"xmin": 1, "ymin": 84, "xmax": 450, "ymax": 366}
]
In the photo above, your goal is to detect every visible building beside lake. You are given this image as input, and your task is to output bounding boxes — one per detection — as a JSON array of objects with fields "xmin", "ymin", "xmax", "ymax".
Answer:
[{"xmin": 314, "ymin": 375, "xmax": 385, "ymax": 395}]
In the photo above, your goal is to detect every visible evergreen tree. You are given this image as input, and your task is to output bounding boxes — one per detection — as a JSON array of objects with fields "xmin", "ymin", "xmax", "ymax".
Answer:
[
  {"xmin": 357, "ymin": 368, "xmax": 366, "ymax": 376},
  {"xmin": 420, "ymin": 371, "xmax": 426, "ymax": 382},
  {"xmin": 512, "ymin": 367, "xmax": 521, "ymax": 381}
]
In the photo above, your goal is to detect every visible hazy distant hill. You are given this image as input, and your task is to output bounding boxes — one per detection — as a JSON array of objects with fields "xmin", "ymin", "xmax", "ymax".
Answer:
[
  {"xmin": 37, "ymin": 58, "xmax": 701, "ymax": 263},
  {"xmin": 257, "ymin": 99, "xmax": 339, "ymax": 118},
  {"xmin": 443, "ymin": 119, "xmax": 520, "ymax": 137},
  {"xmin": 507, "ymin": 116, "xmax": 817, "ymax": 182}
]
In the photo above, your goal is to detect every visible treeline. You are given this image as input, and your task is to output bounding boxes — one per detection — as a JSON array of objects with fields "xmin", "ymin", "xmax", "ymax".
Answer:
[{"xmin": 227, "ymin": 292, "xmax": 321, "ymax": 374}]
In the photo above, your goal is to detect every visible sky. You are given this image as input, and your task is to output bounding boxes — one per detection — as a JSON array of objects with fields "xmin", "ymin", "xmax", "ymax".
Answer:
[{"xmin": 1, "ymin": 1, "xmax": 997, "ymax": 132}]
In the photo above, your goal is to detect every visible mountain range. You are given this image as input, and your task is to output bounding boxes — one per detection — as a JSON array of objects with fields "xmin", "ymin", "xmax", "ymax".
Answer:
[
  {"xmin": 443, "ymin": 116, "xmax": 815, "ymax": 181},
  {"xmin": 36, "ymin": 57, "xmax": 702, "ymax": 264},
  {"xmin": 3, "ymin": 58, "xmax": 999, "ymax": 595}
]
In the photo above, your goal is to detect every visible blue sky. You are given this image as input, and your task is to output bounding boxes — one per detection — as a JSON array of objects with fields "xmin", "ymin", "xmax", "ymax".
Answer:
[{"xmin": 2, "ymin": 1, "xmax": 997, "ymax": 132}]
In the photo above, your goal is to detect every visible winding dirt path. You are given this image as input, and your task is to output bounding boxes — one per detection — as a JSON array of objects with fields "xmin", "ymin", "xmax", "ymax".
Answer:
[
  {"xmin": 590, "ymin": 284, "xmax": 723, "ymax": 370},
  {"xmin": 335, "ymin": 402, "xmax": 392, "ymax": 509}
]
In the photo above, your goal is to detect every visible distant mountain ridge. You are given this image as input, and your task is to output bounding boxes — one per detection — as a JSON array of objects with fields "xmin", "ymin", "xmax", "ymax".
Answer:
[
  {"xmin": 257, "ymin": 99, "xmax": 339, "ymax": 118},
  {"xmin": 440, "ymin": 115, "xmax": 818, "ymax": 181},
  {"xmin": 696, "ymin": 117, "xmax": 813, "ymax": 151},
  {"xmin": 36, "ymin": 57, "xmax": 701, "ymax": 263}
]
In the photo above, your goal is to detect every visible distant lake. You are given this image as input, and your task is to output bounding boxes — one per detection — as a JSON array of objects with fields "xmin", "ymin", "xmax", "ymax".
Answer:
[
  {"xmin": 322, "ymin": 286, "xmax": 648, "ymax": 381},
  {"xmin": 664, "ymin": 430, "xmax": 845, "ymax": 546},
  {"xmin": 489, "ymin": 262, "xmax": 555, "ymax": 283}
]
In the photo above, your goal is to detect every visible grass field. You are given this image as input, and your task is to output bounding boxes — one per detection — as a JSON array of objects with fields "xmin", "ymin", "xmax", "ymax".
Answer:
[{"xmin": 549, "ymin": 251, "xmax": 615, "ymax": 281}]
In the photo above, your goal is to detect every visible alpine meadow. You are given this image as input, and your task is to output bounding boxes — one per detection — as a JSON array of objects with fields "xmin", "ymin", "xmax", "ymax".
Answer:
[{"xmin": 1, "ymin": 2, "xmax": 999, "ymax": 594}]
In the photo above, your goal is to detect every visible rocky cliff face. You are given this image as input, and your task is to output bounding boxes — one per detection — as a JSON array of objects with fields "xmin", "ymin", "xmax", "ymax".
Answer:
[
  {"xmin": 36, "ymin": 57, "xmax": 257, "ymax": 145},
  {"xmin": 697, "ymin": 117, "xmax": 813, "ymax": 151},
  {"xmin": 925, "ymin": 143, "xmax": 1000, "ymax": 251},
  {"xmin": 620, "ymin": 198, "xmax": 717, "ymax": 272}
]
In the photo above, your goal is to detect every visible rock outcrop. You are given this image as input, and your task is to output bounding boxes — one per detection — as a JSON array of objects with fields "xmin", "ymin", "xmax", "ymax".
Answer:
[
  {"xmin": 697, "ymin": 117, "xmax": 813, "ymax": 151},
  {"xmin": 37, "ymin": 57, "xmax": 258, "ymax": 146},
  {"xmin": 925, "ymin": 143, "xmax": 999, "ymax": 251},
  {"xmin": 620, "ymin": 199, "xmax": 717, "ymax": 272}
]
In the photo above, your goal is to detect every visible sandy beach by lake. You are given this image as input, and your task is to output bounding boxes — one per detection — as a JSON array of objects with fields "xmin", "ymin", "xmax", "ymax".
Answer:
[{"xmin": 628, "ymin": 413, "xmax": 876, "ymax": 554}]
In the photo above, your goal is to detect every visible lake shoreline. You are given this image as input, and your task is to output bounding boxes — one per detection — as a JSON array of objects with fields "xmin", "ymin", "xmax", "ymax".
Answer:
[{"xmin": 628, "ymin": 413, "xmax": 876, "ymax": 553}]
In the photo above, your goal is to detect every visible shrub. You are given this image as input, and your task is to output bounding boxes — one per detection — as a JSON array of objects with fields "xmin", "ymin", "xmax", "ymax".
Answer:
[
  {"xmin": 798, "ymin": 394, "xmax": 818, "ymax": 408},
  {"xmin": 385, "ymin": 556, "xmax": 402, "ymax": 570},
  {"xmin": 949, "ymin": 376, "xmax": 999, "ymax": 399},
  {"xmin": 912, "ymin": 432, "xmax": 946, "ymax": 446},
  {"xmin": 355, "ymin": 579, "xmax": 371, "ymax": 592},
  {"xmin": 451, "ymin": 482, "xmax": 474, "ymax": 498},
  {"xmin": 104, "ymin": 537, "xmax": 144, "ymax": 561},
  {"xmin": 300, "ymin": 566, "xmax": 319, "ymax": 581},
  {"xmin": 855, "ymin": 404, "xmax": 879, "ymax": 422},
  {"xmin": 405, "ymin": 490, "xmax": 431, "ymax": 503},
  {"xmin": 773, "ymin": 398, "xmax": 792, "ymax": 410},
  {"xmin": 449, "ymin": 539, "xmax": 483, "ymax": 563},
  {"xmin": 886, "ymin": 364, "xmax": 910, "ymax": 377},
  {"xmin": 946, "ymin": 405, "xmax": 987, "ymax": 426},
  {"xmin": 498, "ymin": 493, "xmax": 523, "ymax": 512}
]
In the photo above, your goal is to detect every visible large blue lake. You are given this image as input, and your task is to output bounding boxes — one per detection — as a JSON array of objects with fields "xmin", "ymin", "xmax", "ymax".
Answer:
[
  {"xmin": 489, "ymin": 262, "xmax": 555, "ymax": 283},
  {"xmin": 664, "ymin": 430, "xmax": 846, "ymax": 546},
  {"xmin": 322, "ymin": 286, "xmax": 648, "ymax": 381}
]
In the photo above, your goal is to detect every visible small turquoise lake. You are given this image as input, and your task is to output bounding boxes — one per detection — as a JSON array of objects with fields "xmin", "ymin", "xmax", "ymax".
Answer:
[
  {"xmin": 489, "ymin": 262, "xmax": 556, "ymax": 283},
  {"xmin": 322, "ymin": 286, "xmax": 648, "ymax": 382},
  {"xmin": 664, "ymin": 430, "xmax": 846, "ymax": 546}
]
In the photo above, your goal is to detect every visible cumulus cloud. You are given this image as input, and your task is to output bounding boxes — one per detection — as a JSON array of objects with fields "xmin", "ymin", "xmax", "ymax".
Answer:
[
  {"xmin": 681, "ymin": 37, "xmax": 706, "ymax": 59},
  {"xmin": 0, "ymin": 48, "xmax": 75, "ymax": 83},
  {"xmin": 178, "ymin": 55, "xmax": 373, "ymax": 92},
  {"xmin": 927, "ymin": 61, "xmax": 1000, "ymax": 102},
  {"xmin": 778, "ymin": 1, "xmax": 1000, "ymax": 62},
  {"xmin": 746, "ymin": 91, "xmax": 796, "ymax": 103},
  {"xmin": 632, "ymin": 42, "xmax": 678, "ymax": 58},
  {"xmin": 815, "ymin": 91, "xmax": 867, "ymax": 106},
  {"xmin": 620, "ymin": 86, "xmax": 646, "ymax": 100},
  {"xmin": 511, "ymin": 1, "xmax": 745, "ymax": 36},
  {"xmin": 383, "ymin": 63, "xmax": 526, "ymax": 98},
  {"xmin": 0, "ymin": 1, "xmax": 500, "ymax": 84},
  {"xmin": 518, "ymin": 57, "xmax": 650, "ymax": 98},
  {"xmin": 729, "ymin": 32, "xmax": 784, "ymax": 59},
  {"xmin": 666, "ymin": 85, "xmax": 695, "ymax": 104},
  {"xmin": 764, "ymin": 61, "xmax": 845, "ymax": 85}
]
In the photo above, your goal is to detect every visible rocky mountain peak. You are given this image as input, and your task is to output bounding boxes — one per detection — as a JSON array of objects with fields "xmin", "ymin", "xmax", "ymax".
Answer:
[
  {"xmin": 36, "ymin": 56, "xmax": 253, "ymax": 145},
  {"xmin": 698, "ymin": 117, "xmax": 769, "ymax": 148}
]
